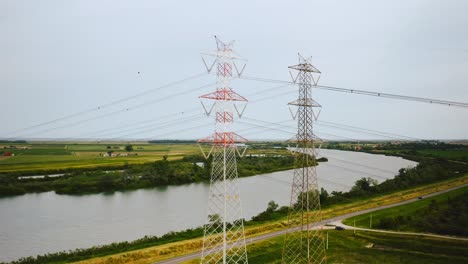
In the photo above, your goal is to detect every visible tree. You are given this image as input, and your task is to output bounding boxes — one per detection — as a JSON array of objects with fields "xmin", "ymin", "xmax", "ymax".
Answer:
[
  {"xmin": 351, "ymin": 177, "xmax": 378, "ymax": 193},
  {"xmin": 208, "ymin": 214, "xmax": 221, "ymax": 224},
  {"xmin": 266, "ymin": 200, "xmax": 279, "ymax": 213},
  {"xmin": 319, "ymin": 187, "xmax": 329, "ymax": 204},
  {"xmin": 125, "ymin": 145, "xmax": 133, "ymax": 152},
  {"xmin": 295, "ymin": 190, "xmax": 320, "ymax": 210}
]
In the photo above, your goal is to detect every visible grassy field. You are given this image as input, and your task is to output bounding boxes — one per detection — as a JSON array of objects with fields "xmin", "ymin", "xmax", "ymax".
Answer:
[
  {"xmin": 68, "ymin": 175, "xmax": 467, "ymax": 264},
  {"xmin": 183, "ymin": 231, "xmax": 468, "ymax": 264},
  {"xmin": 343, "ymin": 186, "xmax": 468, "ymax": 232},
  {"xmin": 0, "ymin": 142, "xmax": 200, "ymax": 173},
  {"xmin": 0, "ymin": 142, "xmax": 291, "ymax": 174},
  {"xmin": 417, "ymin": 149, "xmax": 468, "ymax": 160}
]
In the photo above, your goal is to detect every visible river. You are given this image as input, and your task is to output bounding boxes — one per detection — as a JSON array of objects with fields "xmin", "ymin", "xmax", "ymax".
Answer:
[{"xmin": 0, "ymin": 149, "xmax": 416, "ymax": 262}]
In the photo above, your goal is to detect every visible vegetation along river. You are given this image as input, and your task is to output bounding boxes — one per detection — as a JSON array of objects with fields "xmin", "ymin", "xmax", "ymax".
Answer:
[{"xmin": 0, "ymin": 149, "xmax": 417, "ymax": 262}]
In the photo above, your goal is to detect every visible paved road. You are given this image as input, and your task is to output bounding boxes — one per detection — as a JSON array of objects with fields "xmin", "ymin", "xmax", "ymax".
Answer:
[
  {"xmin": 156, "ymin": 183, "xmax": 468, "ymax": 264},
  {"xmin": 337, "ymin": 224, "xmax": 468, "ymax": 241}
]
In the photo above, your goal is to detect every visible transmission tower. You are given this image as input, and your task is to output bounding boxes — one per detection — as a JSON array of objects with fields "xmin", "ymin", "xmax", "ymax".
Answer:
[
  {"xmin": 198, "ymin": 37, "xmax": 249, "ymax": 264},
  {"xmin": 282, "ymin": 54, "xmax": 326, "ymax": 264}
]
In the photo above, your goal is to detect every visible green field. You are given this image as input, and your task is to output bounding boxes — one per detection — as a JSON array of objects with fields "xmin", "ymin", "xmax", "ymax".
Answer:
[
  {"xmin": 0, "ymin": 143, "xmax": 200, "ymax": 173},
  {"xmin": 182, "ymin": 230, "xmax": 468, "ymax": 264},
  {"xmin": 0, "ymin": 142, "xmax": 293, "ymax": 174},
  {"xmin": 343, "ymin": 186, "xmax": 468, "ymax": 235},
  {"xmin": 324, "ymin": 141, "xmax": 468, "ymax": 163},
  {"xmin": 417, "ymin": 149, "xmax": 468, "ymax": 160},
  {"xmin": 248, "ymin": 231, "xmax": 468, "ymax": 264}
]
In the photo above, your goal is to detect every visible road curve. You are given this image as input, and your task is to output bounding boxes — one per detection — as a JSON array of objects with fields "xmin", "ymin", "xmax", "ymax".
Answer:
[{"xmin": 155, "ymin": 183, "xmax": 468, "ymax": 264}]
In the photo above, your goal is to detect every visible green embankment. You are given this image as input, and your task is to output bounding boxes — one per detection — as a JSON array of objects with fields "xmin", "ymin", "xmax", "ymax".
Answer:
[
  {"xmin": 343, "ymin": 186, "xmax": 468, "ymax": 236},
  {"xmin": 183, "ymin": 230, "xmax": 468, "ymax": 264},
  {"xmin": 23, "ymin": 175, "xmax": 465, "ymax": 264},
  {"xmin": 0, "ymin": 153, "xmax": 296, "ymax": 196},
  {"xmin": 251, "ymin": 231, "xmax": 466, "ymax": 264}
]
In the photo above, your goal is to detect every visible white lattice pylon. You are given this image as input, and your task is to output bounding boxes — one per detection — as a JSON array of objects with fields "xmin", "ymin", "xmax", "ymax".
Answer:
[{"xmin": 282, "ymin": 54, "xmax": 326, "ymax": 264}]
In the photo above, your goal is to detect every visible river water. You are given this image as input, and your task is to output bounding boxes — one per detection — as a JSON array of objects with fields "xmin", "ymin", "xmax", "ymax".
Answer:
[{"xmin": 0, "ymin": 149, "xmax": 416, "ymax": 262}]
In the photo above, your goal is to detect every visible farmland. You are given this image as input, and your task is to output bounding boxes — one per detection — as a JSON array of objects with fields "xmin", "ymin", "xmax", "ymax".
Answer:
[
  {"xmin": 0, "ymin": 141, "xmax": 297, "ymax": 196},
  {"xmin": 0, "ymin": 142, "xmax": 200, "ymax": 174}
]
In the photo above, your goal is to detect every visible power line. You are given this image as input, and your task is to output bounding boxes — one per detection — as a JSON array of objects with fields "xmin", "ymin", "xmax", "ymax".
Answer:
[
  {"xmin": 54, "ymin": 83, "xmax": 292, "ymax": 140},
  {"xmin": 105, "ymin": 115, "xmax": 206, "ymax": 141},
  {"xmin": 12, "ymin": 82, "xmax": 215, "ymax": 139},
  {"xmin": 241, "ymin": 116, "xmax": 416, "ymax": 142},
  {"xmin": 316, "ymin": 120, "xmax": 420, "ymax": 141},
  {"xmin": 93, "ymin": 113, "xmax": 202, "ymax": 140},
  {"xmin": 239, "ymin": 74, "xmax": 468, "ymax": 108},
  {"xmin": 2, "ymin": 72, "xmax": 207, "ymax": 138}
]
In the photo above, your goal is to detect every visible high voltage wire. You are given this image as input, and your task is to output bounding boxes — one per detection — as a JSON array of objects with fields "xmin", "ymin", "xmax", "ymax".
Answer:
[
  {"xmin": 324, "ymin": 163, "xmax": 391, "ymax": 181},
  {"xmin": 2, "ymin": 72, "xmax": 207, "ymax": 138},
  {"xmin": 255, "ymin": 174, "xmax": 378, "ymax": 204},
  {"xmin": 316, "ymin": 122, "xmax": 412, "ymax": 140},
  {"xmin": 316, "ymin": 120, "xmax": 420, "ymax": 141},
  {"xmin": 7, "ymin": 80, "xmax": 288, "ymax": 140},
  {"xmin": 320, "ymin": 154, "xmax": 397, "ymax": 175},
  {"xmin": 11, "ymin": 82, "xmax": 216, "ymax": 139},
  {"xmin": 24, "ymin": 82, "xmax": 293, "ymax": 140},
  {"xmin": 71, "ymin": 107, "xmax": 201, "ymax": 140},
  {"xmin": 62, "ymin": 84, "xmax": 289, "ymax": 140},
  {"xmin": 93, "ymin": 113, "xmax": 202, "ymax": 140},
  {"xmin": 78, "ymin": 108, "xmax": 419, "ymax": 143},
  {"xmin": 7, "ymin": 71, "xmax": 453, "ymax": 140},
  {"xmin": 137, "ymin": 120, "xmax": 210, "ymax": 141},
  {"xmin": 72, "ymin": 114, "xmax": 201, "ymax": 141},
  {"xmin": 238, "ymin": 118, "xmax": 361, "ymax": 142},
  {"xmin": 241, "ymin": 116, "xmax": 417, "ymax": 141},
  {"xmin": 235, "ymin": 119, "xmax": 352, "ymax": 143},
  {"xmin": 105, "ymin": 115, "xmax": 206, "ymax": 141},
  {"xmin": 91, "ymin": 83, "xmax": 295, "ymax": 139},
  {"xmin": 239, "ymin": 75, "xmax": 468, "ymax": 108},
  {"xmin": 5, "ymin": 68, "xmax": 466, "ymax": 139},
  {"xmin": 7, "ymin": 71, "xmax": 462, "ymax": 140}
]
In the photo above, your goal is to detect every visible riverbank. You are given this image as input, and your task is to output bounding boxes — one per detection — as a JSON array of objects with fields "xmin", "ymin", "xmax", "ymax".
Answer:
[
  {"xmin": 0, "ymin": 149, "xmax": 417, "ymax": 263},
  {"xmin": 0, "ymin": 154, "xmax": 297, "ymax": 197},
  {"xmin": 36, "ymin": 175, "xmax": 468, "ymax": 264},
  {"xmin": 4, "ymin": 170, "xmax": 466, "ymax": 264},
  {"xmin": 1, "ymin": 143, "xmax": 465, "ymax": 262}
]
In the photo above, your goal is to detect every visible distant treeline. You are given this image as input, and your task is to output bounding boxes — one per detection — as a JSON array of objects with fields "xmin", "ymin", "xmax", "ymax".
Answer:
[
  {"xmin": 0, "ymin": 140, "xmax": 27, "ymax": 143},
  {"xmin": 327, "ymin": 141, "xmax": 468, "ymax": 162},
  {"xmin": 148, "ymin": 140, "xmax": 197, "ymax": 144},
  {"xmin": 249, "ymin": 157, "xmax": 468, "ymax": 224},
  {"xmin": 0, "ymin": 154, "xmax": 297, "ymax": 197}
]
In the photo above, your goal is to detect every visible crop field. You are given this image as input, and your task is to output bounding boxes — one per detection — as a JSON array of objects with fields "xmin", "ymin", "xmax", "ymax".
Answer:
[
  {"xmin": 0, "ymin": 142, "xmax": 200, "ymax": 173},
  {"xmin": 0, "ymin": 142, "xmax": 293, "ymax": 174}
]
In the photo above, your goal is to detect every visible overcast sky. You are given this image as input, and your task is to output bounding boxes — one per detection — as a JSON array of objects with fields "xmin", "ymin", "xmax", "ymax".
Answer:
[{"xmin": 1, "ymin": 0, "xmax": 467, "ymax": 141}]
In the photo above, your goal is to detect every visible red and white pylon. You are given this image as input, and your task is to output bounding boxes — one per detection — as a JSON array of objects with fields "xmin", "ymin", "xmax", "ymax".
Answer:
[{"xmin": 199, "ymin": 37, "xmax": 249, "ymax": 264}]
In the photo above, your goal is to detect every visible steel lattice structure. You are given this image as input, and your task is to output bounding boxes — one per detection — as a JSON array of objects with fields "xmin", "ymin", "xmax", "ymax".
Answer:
[
  {"xmin": 198, "ymin": 37, "xmax": 249, "ymax": 264},
  {"xmin": 282, "ymin": 54, "xmax": 326, "ymax": 264}
]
